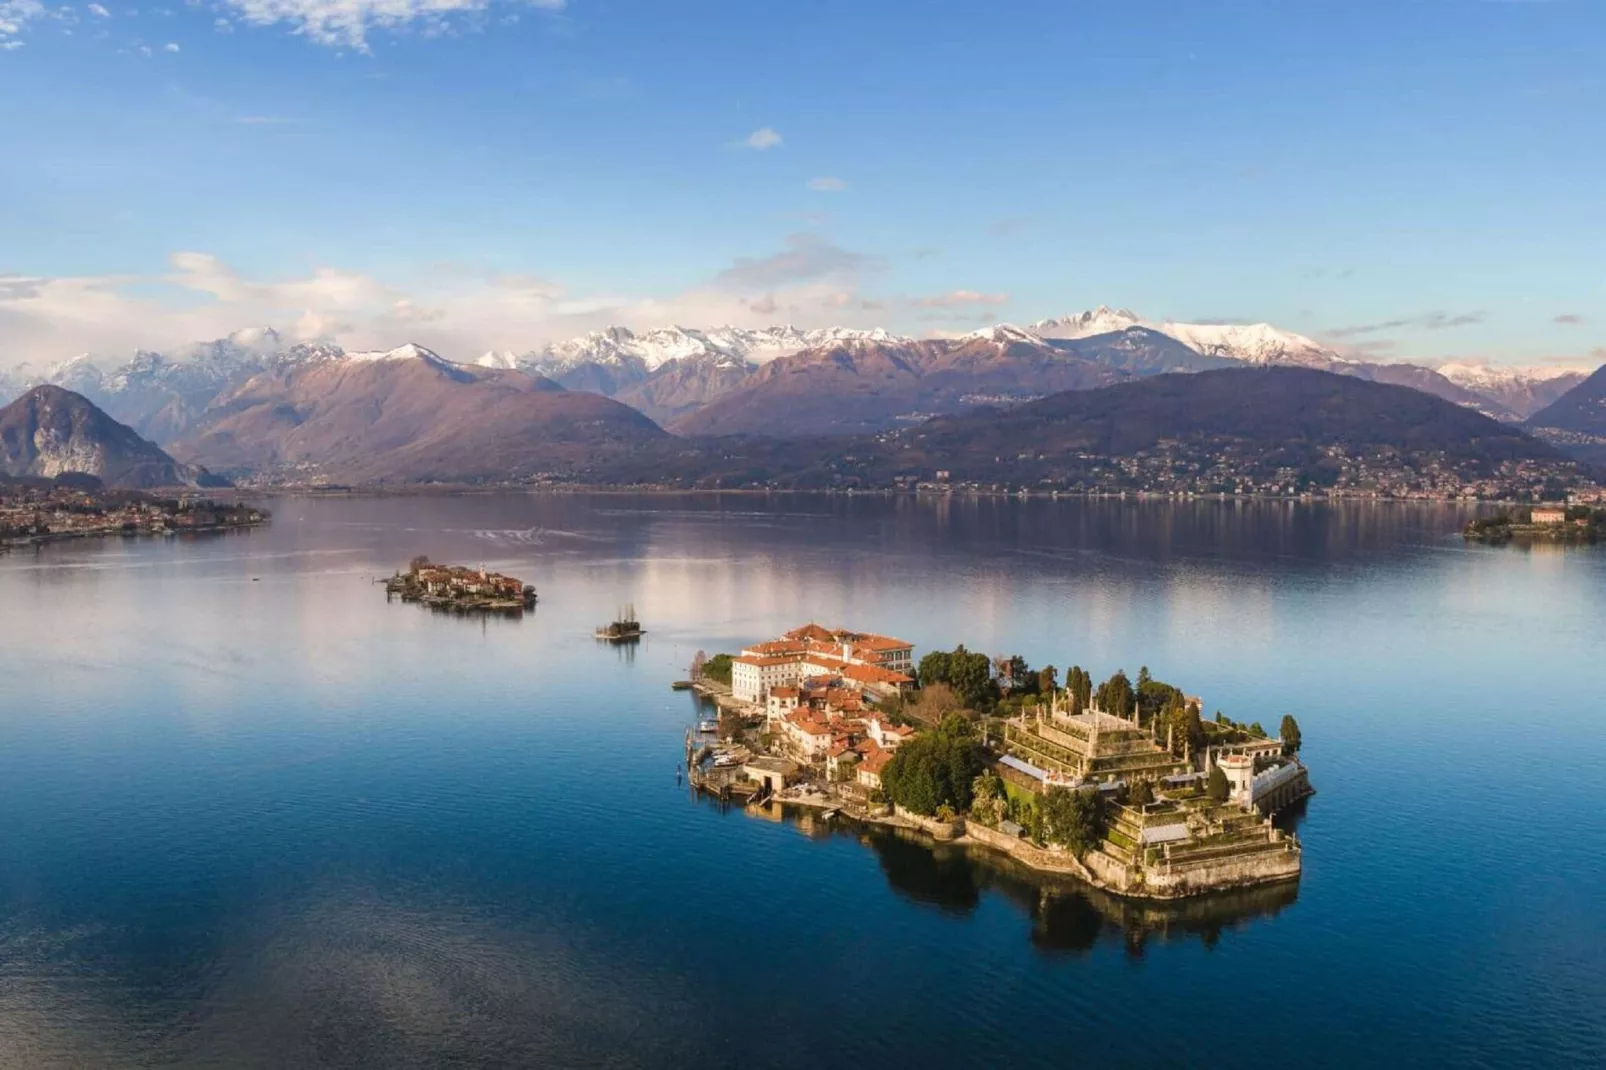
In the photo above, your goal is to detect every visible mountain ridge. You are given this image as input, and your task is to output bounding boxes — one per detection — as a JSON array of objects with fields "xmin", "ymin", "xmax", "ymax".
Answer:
[{"xmin": 0, "ymin": 386, "xmax": 212, "ymax": 488}]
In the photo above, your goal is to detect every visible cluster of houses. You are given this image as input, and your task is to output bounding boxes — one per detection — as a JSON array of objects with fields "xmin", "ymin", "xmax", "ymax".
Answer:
[
  {"xmin": 386, "ymin": 557, "xmax": 537, "ymax": 612},
  {"xmin": 730, "ymin": 624, "xmax": 920, "ymax": 792},
  {"xmin": 412, "ymin": 564, "xmax": 527, "ymax": 600}
]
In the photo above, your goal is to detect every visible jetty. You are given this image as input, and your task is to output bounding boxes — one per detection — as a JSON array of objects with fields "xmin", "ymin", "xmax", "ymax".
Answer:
[{"xmin": 384, "ymin": 556, "xmax": 537, "ymax": 615}]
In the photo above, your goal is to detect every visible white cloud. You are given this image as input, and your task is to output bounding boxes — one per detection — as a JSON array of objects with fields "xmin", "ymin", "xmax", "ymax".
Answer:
[
  {"xmin": 0, "ymin": 0, "xmax": 45, "ymax": 40},
  {"xmin": 806, "ymin": 176, "xmax": 846, "ymax": 192},
  {"xmin": 213, "ymin": 0, "xmax": 565, "ymax": 50},
  {"xmin": 162, "ymin": 39, "xmax": 177, "ymax": 50},
  {"xmin": 742, "ymin": 127, "xmax": 782, "ymax": 151},
  {"xmin": 0, "ymin": 244, "xmax": 892, "ymax": 368},
  {"xmin": 87, "ymin": 2, "xmax": 110, "ymax": 16}
]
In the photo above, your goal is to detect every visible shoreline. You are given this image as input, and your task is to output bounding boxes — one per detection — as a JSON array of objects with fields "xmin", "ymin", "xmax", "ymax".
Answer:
[
  {"xmin": 1, "ymin": 517, "xmax": 268, "ymax": 551},
  {"xmin": 205, "ymin": 482, "xmax": 1564, "ymax": 508},
  {"xmin": 771, "ymin": 792, "xmax": 1298, "ymax": 902}
]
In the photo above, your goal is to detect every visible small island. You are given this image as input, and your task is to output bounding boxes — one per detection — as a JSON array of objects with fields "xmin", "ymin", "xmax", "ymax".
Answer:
[
  {"xmin": 1464, "ymin": 505, "xmax": 1605, "ymax": 544},
  {"xmin": 683, "ymin": 624, "xmax": 1312, "ymax": 901},
  {"xmin": 385, "ymin": 556, "xmax": 537, "ymax": 615},
  {"xmin": 0, "ymin": 477, "xmax": 268, "ymax": 548},
  {"xmin": 596, "ymin": 603, "xmax": 645, "ymax": 642}
]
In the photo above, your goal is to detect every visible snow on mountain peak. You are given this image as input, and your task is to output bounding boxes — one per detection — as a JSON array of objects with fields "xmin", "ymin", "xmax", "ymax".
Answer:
[
  {"xmin": 1155, "ymin": 320, "xmax": 1338, "ymax": 367},
  {"xmin": 347, "ymin": 342, "xmax": 449, "ymax": 364},
  {"xmin": 1030, "ymin": 306, "xmax": 1143, "ymax": 339},
  {"xmin": 963, "ymin": 323, "xmax": 1042, "ymax": 345},
  {"xmin": 1434, "ymin": 359, "xmax": 1587, "ymax": 390}
]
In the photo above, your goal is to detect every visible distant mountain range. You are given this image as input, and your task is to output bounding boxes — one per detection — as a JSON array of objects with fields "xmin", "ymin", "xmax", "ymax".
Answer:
[
  {"xmin": 172, "ymin": 344, "xmax": 665, "ymax": 484},
  {"xmin": 0, "ymin": 385, "xmax": 210, "ymax": 488},
  {"xmin": 0, "ymin": 309, "xmax": 1596, "ymax": 480},
  {"xmin": 1, "ymin": 364, "xmax": 1593, "ymax": 496},
  {"xmin": 593, "ymin": 367, "xmax": 1590, "ymax": 492},
  {"xmin": 1525, "ymin": 363, "xmax": 1606, "ymax": 466}
]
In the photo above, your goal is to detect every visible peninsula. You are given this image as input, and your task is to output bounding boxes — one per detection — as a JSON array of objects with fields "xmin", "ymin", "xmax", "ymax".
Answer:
[
  {"xmin": 0, "ymin": 477, "xmax": 267, "ymax": 547},
  {"xmin": 1464, "ymin": 505, "xmax": 1605, "ymax": 544},
  {"xmin": 384, "ymin": 556, "xmax": 538, "ymax": 615},
  {"xmin": 684, "ymin": 624, "xmax": 1311, "ymax": 900}
]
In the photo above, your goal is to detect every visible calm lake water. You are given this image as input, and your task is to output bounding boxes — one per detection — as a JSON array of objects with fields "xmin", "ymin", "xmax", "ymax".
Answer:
[{"xmin": 1, "ymin": 493, "xmax": 1603, "ymax": 1068}]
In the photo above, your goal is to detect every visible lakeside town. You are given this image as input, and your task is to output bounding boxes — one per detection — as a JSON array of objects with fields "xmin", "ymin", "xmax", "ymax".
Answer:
[
  {"xmin": 684, "ymin": 623, "xmax": 1312, "ymax": 901},
  {"xmin": 0, "ymin": 480, "xmax": 268, "ymax": 547}
]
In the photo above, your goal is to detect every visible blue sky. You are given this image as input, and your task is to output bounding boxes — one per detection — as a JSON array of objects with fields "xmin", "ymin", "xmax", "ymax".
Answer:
[{"xmin": 1, "ymin": 0, "xmax": 1603, "ymax": 367}]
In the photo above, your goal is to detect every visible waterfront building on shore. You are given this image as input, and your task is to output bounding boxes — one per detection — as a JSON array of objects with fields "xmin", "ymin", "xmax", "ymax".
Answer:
[{"xmin": 731, "ymin": 623, "xmax": 914, "ymax": 704}]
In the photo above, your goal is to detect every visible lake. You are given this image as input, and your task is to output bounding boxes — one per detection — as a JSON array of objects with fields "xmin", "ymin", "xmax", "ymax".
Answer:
[{"xmin": 1, "ymin": 493, "xmax": 1602, "ymax": 1068}]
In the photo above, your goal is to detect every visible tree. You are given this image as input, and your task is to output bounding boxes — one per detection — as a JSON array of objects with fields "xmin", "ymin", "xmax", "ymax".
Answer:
[
  {"xmin": 1097, "ymin": 670, "xmax": 1135, "ymax": 720},
  {"xmin": 702, "ymin": 653, "xmax": 733, "ymax": 685},
  {"xmin": 879, "ymin": 715, "xmax": 988, "ymax": 816},
  {"xmin": 1038, "ymin": 665, "xmax": 1058, "ymax": 697},
  {"xmin": 1280, "ymin": 714, "xmax": 1302, "ymax": 754},
  {"xmin": 1249, "ymin": 721, "xmax": 1266, "ymax": 738},
  {"xmin": 913, "ymin": 682, "xmax": 966, "ymax": 720},
  {"xmin": 1040, "ymin": 786, "xmax": 1107, "ymax": 855},
  {"xmin": 1130, "ymin": 780, "xmax": 1155, "ymax": 806},
  {"xmin": 948, "ymin": 646, "xmax": 999, "ymax": 710},
  {"xmin": 1206, "ymin": 766, "xmax": 1229, "ymax": 804},
  {"xmin": 970, "ymin": 773, "xmax": 1006, "ymax": 826},
  {"xmin": 917, "ymin": 650, "xmax": 952, "ymax": 688}
]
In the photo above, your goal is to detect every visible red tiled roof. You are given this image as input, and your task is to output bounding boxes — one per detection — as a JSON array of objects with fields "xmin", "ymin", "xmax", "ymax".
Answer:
[{"xmin": 838, "ymin": 662, "xmax": 913, "ymax": 686}]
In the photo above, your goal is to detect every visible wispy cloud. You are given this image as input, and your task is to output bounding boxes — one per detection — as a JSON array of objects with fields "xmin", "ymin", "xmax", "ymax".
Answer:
[
  {"xmin": 1326, "ymin": 310, "xmax": 1485, "ymax": 338},
  {"xmin": 88, "ymin": 2, "xmax": 110, "ymax": 16},
  {"xmin": 742, "ymin": 127, "xmax": 782, "ymax": 151},
  {"xmin": 163, "ymin": 40, "xmax": 178, "ymax": 51},
  {"xmin": 806, "ymin": 176, "xmax": 846, "ymax": 192},
  {"xmin": 1554, "ymin": 313, "xmax": 1585, "ymax": 325},
  {"xmin": 212, "ymin": 0, "xmax": 565, "ymax": 51},
  {"xmin": 914, "ymin": 289, "xmax": 1009, "ymax": 309},
  {"xmin": 712, "ymin": 232, "xmax": 873, "ymax": 291},
  {"xmin": 0, "ymin": 0, "xmax": 45, "ymax": 44}
]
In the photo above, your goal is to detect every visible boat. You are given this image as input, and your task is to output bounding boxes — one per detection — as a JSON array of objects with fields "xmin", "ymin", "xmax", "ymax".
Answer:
[
  {"xmin": 697, "ymin": 719, "xmax": 719, "ymax": 733},
  {"xmin": 595, "ymin": 603, "xmax": 645, "ymax": 642}
]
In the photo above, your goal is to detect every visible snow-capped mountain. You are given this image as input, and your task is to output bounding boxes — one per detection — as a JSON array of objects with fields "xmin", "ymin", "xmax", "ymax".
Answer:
[
  {"xmin": 1028, "ymin": 305, "xmax": 1144, "ymax": 339},
  {"xmin": 1435, "ymin": 360, "xmax": 1583, "ymax": 392},
  {"xmin": 348, "ymin": 343, "xmax": 449, "ymax": 364},
  {"xmin": 1434, "ymin": 361, "xmax": 1590, "ymax": 420},
  {"xmin": 1031, "ymin": 307, "xmax": 1341, "ymax": 368},
  {"xmin": 487, "ymin": 324, "xmax": 909, "ymax": 379},
  {"xmin": 962, "ymin": 323, "xmax": 1044, "ymax": 346}
]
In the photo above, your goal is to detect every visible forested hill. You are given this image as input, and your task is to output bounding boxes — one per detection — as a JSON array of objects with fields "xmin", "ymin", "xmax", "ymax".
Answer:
[{"xmin": 596, "ymin": 367, "xmax": 1590, "ymax": 494}]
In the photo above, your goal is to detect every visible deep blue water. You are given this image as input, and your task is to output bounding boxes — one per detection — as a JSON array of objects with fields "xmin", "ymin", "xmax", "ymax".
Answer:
[{"xmin": 1, "ymin": 493, "xmax": 1602, "ymax": 1068}]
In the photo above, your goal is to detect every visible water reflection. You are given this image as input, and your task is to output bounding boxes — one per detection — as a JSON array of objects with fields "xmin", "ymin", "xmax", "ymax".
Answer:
[{"xmin": 763, "ymin": 808, "xmax": 1298, "ymax": 956}]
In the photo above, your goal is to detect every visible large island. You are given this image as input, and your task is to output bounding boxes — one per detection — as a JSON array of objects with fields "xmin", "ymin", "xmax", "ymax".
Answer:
[{"xmin": 684, "ymin": 625, "xmax": 1312, "ymax": 901}]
